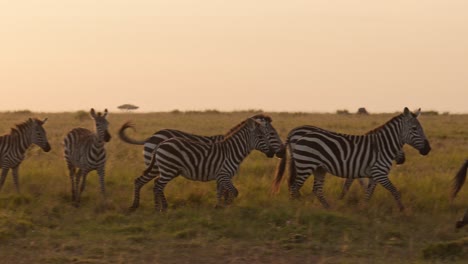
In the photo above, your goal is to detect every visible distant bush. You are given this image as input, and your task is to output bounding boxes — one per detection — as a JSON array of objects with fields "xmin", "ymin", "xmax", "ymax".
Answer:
[
  {"xmin": 74, "ymin": 110, "xmax": 88, "ymax": 121},
  {"xmin": 422, "ymin": 111, "xmax": 439, "ymax": 116},
  {"xmin": 11, "ymin": 110, "xmax": 33, "ymax": 114},
  {"xmin": 336, "ymin": 109, "xmax": 350, "ymax": 115},
  {"xmin": 170, "ymin": 109, "xmax": 181, "ymax": 114}
]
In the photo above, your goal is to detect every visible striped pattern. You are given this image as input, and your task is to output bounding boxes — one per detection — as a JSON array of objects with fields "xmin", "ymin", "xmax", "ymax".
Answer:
[
  {"xmin": 273, "ymin": 107, "xmax": 431, "ymax": 211},
  {"xmin": 452, "ymin": 159, "xmax": 468, "ymax": 228},
  {"xmin": 0, "ymin": 118, "xmax": 51, "ymax": 192},
  {"xmin": 118, "ymin": 114, "xmax": 282, "ymax": 166},
  {"xmin": 129, "ymin": 116, "xmax": 280, "ymax": 211},
  {"xmin": 63, "ymin": 108, "xmax": 111, "ymax": 206}
]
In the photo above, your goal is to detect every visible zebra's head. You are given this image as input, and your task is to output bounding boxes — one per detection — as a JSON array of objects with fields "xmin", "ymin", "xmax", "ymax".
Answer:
[
  {"xmin": 250, "ymin": 114, "xmax": 284, "ymax": 158},
  {"xmin": 90, "ymin": 108, "xmax": 111, "ymax": 142},
  {"xmin": 31, "ymin": 118, "xmax": 51, "ymax": 152},
  {"xmin": 247, "ymin": 118, "xmax": 276, "ymax": 158},
  {"xmin": 401, "ymin": 107, "xmax": 431, "ymax": 155}
]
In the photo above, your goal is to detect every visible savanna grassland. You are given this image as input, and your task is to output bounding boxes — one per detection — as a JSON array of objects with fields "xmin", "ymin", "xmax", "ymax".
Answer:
[{"xmin": 0, "ymin": 110, "xmax": 467, "ymax": 264}]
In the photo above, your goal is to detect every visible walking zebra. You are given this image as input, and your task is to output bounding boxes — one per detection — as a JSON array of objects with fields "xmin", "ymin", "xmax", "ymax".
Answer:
[
  {"xmin": 0, "ymin": 118, "xmax": 51, "ymax": 192},
  {"xmin": 118, "ymin": 114, "xmax": 283, "ymax": 166},
  {"xmin": 130, "ymin": 116, "xmax": 280, "ymax": 211},
  {"xmin": 272, "ymin": 107, "xmax": 431, "ymax": 211},
  {"xmin": 452, "ymin": 159, "xmax": 468, "ymax": 228},
  {"xmin": 274, "ymin": 124, "xmax": 406, "ymax": 200},
  {"xmin": 63, "ymin": 108, "xmax": 111, "ymax": 206}
]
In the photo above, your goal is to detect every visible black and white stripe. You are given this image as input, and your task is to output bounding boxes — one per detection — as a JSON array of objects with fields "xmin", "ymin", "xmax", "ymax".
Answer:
[
  {"xmin": 452, "ymin": 159, "xmax": 468, "ymax": 228},
  {"xmin": 129, "ymin": 116, "xmax": 281, "ymax": 211},
  {"xmin": 63, "ymin": 108, "xmax": 111, "ymax": 206},
  {"xmin": 119, "ymin": 114, "xmax": 282, "ymax": 166},
  {"xmin": 273, "ymin": 107, "xmax": 431, "ymax": 211},
  {"xmin": 0, "ymin": 118, "xmax": 51, "ymax": 192},
  {"xmin": 275, "ymin": 124, "xmax": 407, "ymax": 200}
]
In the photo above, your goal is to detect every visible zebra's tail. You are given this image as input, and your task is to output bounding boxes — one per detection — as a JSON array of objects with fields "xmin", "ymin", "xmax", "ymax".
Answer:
[
  {"xmin": 452, "ymin": 160, "xmax": 468, "ymax": 199},
  {"xmin": 272, "ymin": 148, "xmax": 288, "ymax": 194},
  {"xmin": 118, "ymin": 121, "xmax": 147, "ymax": 145},
  {"xmin": 143, "ymin": 149, "xmax": 158, "ymax": 175}
]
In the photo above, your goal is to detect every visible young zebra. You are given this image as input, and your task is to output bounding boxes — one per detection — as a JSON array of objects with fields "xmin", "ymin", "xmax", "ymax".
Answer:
[
  {"xmin": 118, "ymin": 114, "xmax": 283, "ymax": 166},
  {"xmin": 272, "ymin": 107, "xmax": 431, "ymax": 211},
  {"xmin": 63, "ymin": 108, "xmax": 111, "ymax": 206},
  {"xmin": 0, "ymin": 118, "xmax": 51, "ymax": 192},
  {"xmin": 131, "ymin": 117, "xmax": 279, "ymax": 211},
  {"xmin": 274, "ymin": 124, "xmax": 406, "ymax": 200},
  {"xmin": 451, "ymin": 159, "xmax": 468, "ymax": 228}
]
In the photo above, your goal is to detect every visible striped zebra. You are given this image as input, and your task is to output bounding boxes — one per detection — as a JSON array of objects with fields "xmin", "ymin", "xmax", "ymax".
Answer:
[
  {"xmin": 63, "ymin": 108, "xmax": 111, "ymax": 206},
  {"xmin": 272, "ymin": 107, "xmax": 431, "ymax": 211},
  {"xmin": 274, "ymin": 124, "xmax": 406, "ymax": 200},
  {"xmin": 130, "ymin": 116, "xmax": 281, "ymax": 211},
  {"xmin": 452, "ymin": 159, "xmax": 468, "ymax": 228},
  {"xmin": 0, "ymin": 118, "xmax": 51, "ymax": 192},
  {"xmin": 118, "ymin": 114, "xmax": 283, "ymax": 166}
]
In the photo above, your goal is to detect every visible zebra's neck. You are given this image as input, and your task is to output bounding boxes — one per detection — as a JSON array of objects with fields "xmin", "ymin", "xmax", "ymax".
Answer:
[
  {"xmin": 222, "ymin": 126, "xmax": 254, "ymax": 162},
  {"xmin": 371, "ymin": 116, "xmax": 405, "ymax": 159},
  {"xmin": 10, "ymin": 124, "xmax": 33, "ymax": 155}
]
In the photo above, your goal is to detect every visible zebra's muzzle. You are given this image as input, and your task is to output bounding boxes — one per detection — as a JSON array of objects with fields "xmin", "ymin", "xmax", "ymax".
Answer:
[
  {"xmin": 419, "ymin": 140, "xmax": 431, "ymax": 156},
  {"xmin": 104, "ymin": 131, "xmax": 112, "ymax": 142},
  {"xmin": 42, "ymin": 143, "xmax": 51, "ymax": 152},
  {"xmin": 275, "ymin": 145, "xmax": 286, "ymax": 158}
]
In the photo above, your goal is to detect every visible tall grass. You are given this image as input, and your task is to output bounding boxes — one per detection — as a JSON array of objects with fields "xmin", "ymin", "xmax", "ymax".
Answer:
[{"xmin": 0, "ymin": 111, "xmax": 467, "ymax": 263}]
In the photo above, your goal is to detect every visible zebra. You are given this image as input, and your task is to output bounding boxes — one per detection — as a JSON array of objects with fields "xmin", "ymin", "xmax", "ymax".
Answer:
[
  {"xmin": 451, "ymin": 159, "xmax": 468, "ymax": 228},
  {"xmin": 130, "ymin": 116, "xmax": 280, "ymax": 211},
  {"xmin": 274, "ymin": 124, "xmax": 406, "ymax": 200},
  {"xmin": 118, "ymin": 114, "xmax": 283, "ymax": 166},
  {"xmin": 272, "ymin": 107, "xmax": 431, "ymax": 211},
  {"xmin": 63, "ymin": 108, "xmax": 111, "ymax": 206},
  {"xmin": 0, "ymin": 118, "xmax": 51, "ymax": 192}
]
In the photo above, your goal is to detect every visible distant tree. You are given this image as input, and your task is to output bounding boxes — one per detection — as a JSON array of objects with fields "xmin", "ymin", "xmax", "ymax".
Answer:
[
  {"xmin": 336, "ymin": 109, "xmax": 350, "ymax": 115},
  {"xmin": 118, "ymin": 104, "xmax": 139, "ymax": 111},
  {"xmin": 357, "ymin": 107, "xmax": 369, "ymax": 115}
]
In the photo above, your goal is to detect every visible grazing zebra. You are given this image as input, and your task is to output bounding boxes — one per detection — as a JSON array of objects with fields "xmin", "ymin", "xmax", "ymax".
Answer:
[
  {"xmin": 274, "ymin": 124, "xmax": 406, "ymax": 200},
  {"xmin": 272, "ymin": 107, "xmax": 431, "ymax": 211},
  {"xmin": 130, "ymin": 117, "xmax": 280, "ymax": 211},
  {"xmin": 63, "ymin": 108, "xmax": 111, "ymax": 206},
  {"xmin": 451, "ymin": 159, "xmax": 468, "ymax": 228},
  {"xmin": 118, "ymin": 114, "xmax": 283, "ymax": 166},
  {"xmin": 0, "ymin": 118, "xmax": 51, "ymax": 192}
]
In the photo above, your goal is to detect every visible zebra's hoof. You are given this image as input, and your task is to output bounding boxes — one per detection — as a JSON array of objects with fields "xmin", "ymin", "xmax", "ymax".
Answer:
[{"xmin": 456, "ymin": 220, "xmax": 466, "ymax": 229}]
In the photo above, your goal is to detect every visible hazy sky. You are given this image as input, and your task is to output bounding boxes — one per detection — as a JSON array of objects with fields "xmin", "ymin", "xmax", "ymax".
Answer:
[{"xmin": 1, "ymin": 0, "xmax": 467, "ymax": 113}]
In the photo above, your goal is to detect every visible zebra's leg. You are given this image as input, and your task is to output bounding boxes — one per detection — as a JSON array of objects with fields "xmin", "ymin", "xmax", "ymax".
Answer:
[
  {"xmin": 0, "ymin": 168, "xmax": 10, "ymax": 191},
  {"xmin": 153, "ymin": 174, "xmax": 173, "ymax": 212},
  {"xmin": 80, "ymin": 174, "xmax": 87, "ymax": 194},
  {"xmin": 372, "ymin": 175, "xmax": 404, "ymax": 211},
  {"xmin": 97, "ymin": 167, "xmax": 106, "ymax": 197},
  {"xmin": 12, "ymin": 166, "xmax": 20, "ymax": 193},
  {"xmin": 312, "ymin": 169, "xmax": 330, "ymax": 209},
  {"xmin": 339, "ymin": 179, "xmax": 354, "ymax": 199},
  {"xmin": 364, "ymin": 178, "xmax": 378, "ymax": 201},
  {"xmin": 129, "ymin": 166, "xmax": 160, "ymax": 211},
  {"xmin": 456, "ymin": 208, "xmax": 468, "ymax": 229},
  {"xmin": 74, "ymin": 169, "xmax": 88, "ymax": 207},
  {"xmin": 66, "ymin": 161, "xmax": 76, "ymax": 201}
]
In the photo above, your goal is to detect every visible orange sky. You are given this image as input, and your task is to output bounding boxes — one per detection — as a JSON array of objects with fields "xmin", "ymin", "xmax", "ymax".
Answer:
[{"xmin": 1, "ymin": 0, "xmax": 467, "ymax": 113}]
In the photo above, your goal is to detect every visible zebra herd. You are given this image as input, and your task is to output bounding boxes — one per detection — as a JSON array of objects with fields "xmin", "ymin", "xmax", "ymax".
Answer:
[{"xmin": 0, "ymin": 107, "xmax": 466, "ymax": 228}]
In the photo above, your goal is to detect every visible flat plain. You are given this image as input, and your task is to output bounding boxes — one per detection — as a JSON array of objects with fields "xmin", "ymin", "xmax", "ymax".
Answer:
[{"xmin": 0, "ymin": 110, "xmax": 467, "ymax": 263}]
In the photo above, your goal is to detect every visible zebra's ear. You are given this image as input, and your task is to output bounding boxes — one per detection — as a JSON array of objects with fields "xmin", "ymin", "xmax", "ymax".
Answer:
[
  {"xmin": 403, "ymin": 107, "xmax": 410, "ymax": 116},
  {"xmin": 414, "ymin": 108, "xmax": 421, "ymax": 118},
  {"xmin": 42, "ymin": 117, "xmax": 48, "ymax": 124},
  {"xmin": 90, "ymin": 108, "xmax": 97, "ymax": 119},
  {"xmin": 103, "ymin": 109, "xmax": 108, "ymax": 118},
  {"xmin": 246, "ymin": 118, "xmax": 257, "ymax": 130}
]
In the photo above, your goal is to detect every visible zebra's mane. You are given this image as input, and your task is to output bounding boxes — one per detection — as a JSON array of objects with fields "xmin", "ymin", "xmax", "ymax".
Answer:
[
  {"xmin": 8, "ymin": 119, "xmax": 35, "ymax": 137},
  {"xmin": 222, "ymin": 114, "xmax": 272, "ymax": 139},
  {"xmin": 366, "ymin": 113, "xmax": 404, "ymax": 135}
]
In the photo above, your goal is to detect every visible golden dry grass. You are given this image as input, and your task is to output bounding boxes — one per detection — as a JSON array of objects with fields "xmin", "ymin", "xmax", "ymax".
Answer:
[{"xmin": 0, "ymin": 110, "xmax": 467, "ymax": 263}]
